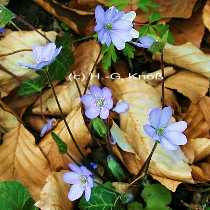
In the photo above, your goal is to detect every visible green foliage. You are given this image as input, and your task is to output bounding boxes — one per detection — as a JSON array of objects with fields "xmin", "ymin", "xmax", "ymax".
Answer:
[
  {"xmin": 51, "ymin": 132, "xmax": 68, "ymax": 154},
  {"xmin": 128, "ymin": 202, "xmax": 144, "ymax": 210},
  {"xmin": 138, "ymin": 0, "xmax": 159, "ymax": 13},
  {"xmin": 148, "ymin": 12, "xmax": 161, "ymax": 23},
  {"xmin": 141, "ymin": 184, "xmax": 172, "ymax": 210},
  {"xmin": 48, "ymin": 32, "xmax": 74, "ymax": 81},
  {"xmin": 102, "ymin": 44, "xmax": 117, "ymax": 70},
  {"xmin": 79, "ymin": 182, "xmax": 125, "ymax": 210},
  {"xmin": 0, "ymin": 181, "xmax": 38, "ymax": 210},
  {"xmin": 17, "ymin": 76, "xmax": 45, "ymax": 96},
  {"xmin": 0, "ymin": 5, "xmax": 15, "ymax": 27},
  {"xmin": 107, "ymin": 155, "xmax": 126, "ymax": 181},
  {"xmin": 18, "ymin": 33, "xmax": 74, "ymax": 96},
  {"xmin": 91, "ymin": 117, "xmax": 108, "ymax": 139},
  {"xmin": 106, "ymin": 0, "xmax": 129, "ymax": 10},
  {"xmin": 123, "ymin": 43, "xmax": 135, "ymax": 59}
]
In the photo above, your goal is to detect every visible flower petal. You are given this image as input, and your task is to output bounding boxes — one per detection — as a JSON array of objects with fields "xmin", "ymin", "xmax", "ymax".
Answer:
[
  {"xmin": 143, "ymin": 124, "xmax": 160, "ymax": 141},
  {"xmin": 85, "ymin": 107, "xmax": 100, "ymax": 119},
  {"xmin": 149, "ymin": 107, "xmax": 161, "ymax": 128},
  {"xmin": 113, "ymin": 101, "xmax": 129, "ymax": 113},
  {"xmin": 68, "ymin": 163, "xmax": 82, "ymax": 174},
  {"xmin": 84, "ymin": 186, "xmax": 91, "ymax": 201},
  {"xmin": 165, "ymin": 121, "xmax": 187, "ymax": 132},
  {"xmin": 102, "ymin": 87, "xmax": 112, "ymax": 99},
  {"xmin": 63, "ymin": 172, "xmax": 81, "ymax": 184},
  {"xmin": 81, "ymin": 94, "xmax": 95, "ymax": 107},
  {"xmin": 68, "ymin": 184, "xmax": 84, "ymax": 201},
  {"xmin": 100, "ymin": 107, "xmax": 109, "ymax": 119},
  {"xmin": 122, "ymin": 11, "xmax": 136, "ymax": 22},
  {"xmin": 110, "ymin": 31, "xmax": 126, "ymax": 50},
  {"xmin": 160, "ymin": 137, "xmax": 178, "ymax": 151},
  {"xmin": 164, "ymin": 131, "xmax": 187, "ymax": 146},
  {"xmin": 80, "ymin": 166, "xmax": 92, "ymax": 176},
  {"xmin": 104, "ymin": 98, "xmax": 113, "ymax": 109},
  {"xmin": 90, "ymin": 85, "xmax": 102, "ymax": 98},
  {"xmin": 95, "ymin": 5, "xmax": 105, "ymax": 24},
  {"xmin": 159, "ymin": 106, "xmax": 173, "ymax": 127}
]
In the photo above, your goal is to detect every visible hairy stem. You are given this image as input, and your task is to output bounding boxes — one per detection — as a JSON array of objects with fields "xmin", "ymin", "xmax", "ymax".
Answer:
[
  {"xmin": 44, "ymin": 70, "xmax": 86, "ymax": 159},
  {"xmin": 83, "ymin": 48, "xmax": 102, "ymax": 95}
]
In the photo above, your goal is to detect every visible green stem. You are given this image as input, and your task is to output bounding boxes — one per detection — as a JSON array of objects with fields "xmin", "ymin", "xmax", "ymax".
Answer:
[{"xmin": 44, "ymin": 70, "xmax": 86, "ymax": 160}]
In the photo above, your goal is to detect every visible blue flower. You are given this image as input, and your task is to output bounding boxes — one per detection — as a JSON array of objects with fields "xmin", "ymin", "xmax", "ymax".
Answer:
[
  {"xmin": 63, "ymin": 163, "xmax": 94, "ymax": 201},
  {"xmin": 133, "ymin": 35, "xmax": 155, "ymax": 49},
  {"xmin": 113, "ymin": 101, "xmax": 129, "ymax": 113},
  {"xmin": 94, "ymin": 5, "xmax": 139, "ymax": 50},
  {"xmin": 0, "ymin": 28, "xmax": 5, "ymax": 33},
  {"xmin": 20, "ymin": 43, "xmax": 62, "ymax": 70},
  {"xmin": 143, "ymin": 106, "xmax": 188, "ymax": 150},
  {"xmin": 40, "ymin": 118, "xmax": 56, "ymax": 137}
]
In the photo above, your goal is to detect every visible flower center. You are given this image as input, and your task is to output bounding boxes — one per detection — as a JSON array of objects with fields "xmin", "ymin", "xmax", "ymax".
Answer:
[
  {"xmin": 80, "ymin": 175, "xmax": 87, "ymax": 185},
  {"xmin": 96, "ymin": 98, "xmax": 105, "ymax": 108},
  {"xmin": 156, "ymin": 127, "xmax": 164, "ymax": 136},
  {"xmin": 105, "ymin": 23, "xmax": 113, "ymax": 30}
]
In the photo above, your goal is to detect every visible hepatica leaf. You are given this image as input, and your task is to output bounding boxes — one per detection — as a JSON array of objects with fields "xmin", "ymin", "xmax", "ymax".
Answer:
[
  {"xmin": 79, "ymin": 182, "xmax": 125, "ymax": 210},
  {"xmin": 51, "ymin": 131, "xmax": 67, "ymax": 154},
  {"xmin": 48, "ymin": 32, "xmax": 74, "ymax": 81},
  {"xmin": 106, "ymin": 0, "xmax": 129, "ymax": 10},
  {"xmin": 0, "ymin": 5, "xmax": 15, "ymax": 27},
  {"xmin": 102, "ymin": 44, "xmax": 117, "ymax": 70},
  {"xmin": 91, "ymin": 117, "xmax": 108, "ymax": 139},
  {"xmin": 0, "ymin": 181, "xmax": 38, "ymax": 210},
  {"xmin": 142, "ymin": 184, "xmax": 172, "ymax": 210}
]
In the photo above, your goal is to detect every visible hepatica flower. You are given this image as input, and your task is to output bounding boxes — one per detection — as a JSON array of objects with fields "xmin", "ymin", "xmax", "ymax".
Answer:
[
  {"xmin": 20, "ymin": 42, "xmax": 62, "ymax": 70},
  {"xmin": 113, "ymin": 101, "xmax": 129, "ymax": 114},
  {"xmin": 40, "ymin": 118, "xmax": 56, "ymax": 137},
  {"xmin": 94, "ymin": 5, "xmax": 139, "ymax": 50},
  {"xmin": 81, "ymin": 85, "xmax": 113, "ymax": 119},
  {"xmin": 133, "ymin": 35, "xmax": 155, "ymax": 49},
  {"xmin": 0, "ymin": 28, "xmax": 5, "ymax": 33},
  {"xmin": 144, "ymin": 106, "xmax": 187, "ymax": 150},
  {"xmin": 63, "ymin": 163, "xmax": 94, "ymax": 201}
]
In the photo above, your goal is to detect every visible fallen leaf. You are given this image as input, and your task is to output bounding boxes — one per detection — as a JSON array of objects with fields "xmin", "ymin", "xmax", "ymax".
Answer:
[
  {"xmin": 170, "ymin": 9, "xmax": 205, "ymax": 47},
  {"xmin": 183, "ymin": 96, "xmax": 210, "ymax": 139},
  {"xmin": 0, "ymin": 30, "xmax": 57, "ymax": 96},
  {"xmin": 202, "ymin": 0, "xmax": 210, "ymax": 31},
  {"xmin": 0, "ymin": 124, "xmax": 51, "ymax": 200},
  {"xmin": 32, "ymin": 81, "xmax": 82, "ymax": 115},
  {"xmin": 165, "ymin": 71, "xmax": 209, "ymax": 103},
  {"xmin": 106, "ymin": 79, "xmax": 193, "ymax": 190},
  {"xmin": 35, "ymin": 171, "xmax": 73, "ymax": 210},
  {"xmin": 39, "ymin": 107, "xmax": 91, "ymax": 170},
  {"xmin": 153, "ymin": 42, "xmax": 210, "ymax": 78}
]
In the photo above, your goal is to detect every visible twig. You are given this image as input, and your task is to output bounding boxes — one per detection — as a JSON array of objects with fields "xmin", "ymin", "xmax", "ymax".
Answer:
[
  {"xmin": 44, "ymin": 70, "xmax": 86, "ymax": 159},
  {"xmin": 83, "ymin": 48, "xmax": 102, "ymax": 95}
]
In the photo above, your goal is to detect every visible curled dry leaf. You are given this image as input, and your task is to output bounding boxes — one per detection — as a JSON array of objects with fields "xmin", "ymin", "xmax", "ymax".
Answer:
[
  {"xmin": 153, "ymin": 43, "xmax": 210, "ymax": 78},
  {"xmin": 203, "ymin": 0, "xmax": 210, "ymax": 31},
  {"xmin": 106, "ymin": 79, "xmax": 192, "ymax": 190},
  {"xmin": 170, "ymin": 9, "xmax": 205, "ymax": 47},
  {"xmin": 183, "ymin": 96, "xmax": 210, "ymax": 139},
  {"xmin": 165, "ymin": 71, "xmax": 209, "ymax": 103},
  {"xmin": 39, "ymin": 107, "xmax": 91, "ymax": 170},
  {"xmin": 35, "ymin": 171, "xmax": 73, "ymax": 210},
  {"xmin": 0, "ymin": 124, "xmax": 51, "ymax": 200},
  {"xmin": 0, "ymin": 30, "xmax": 57, "ymax": 96}
]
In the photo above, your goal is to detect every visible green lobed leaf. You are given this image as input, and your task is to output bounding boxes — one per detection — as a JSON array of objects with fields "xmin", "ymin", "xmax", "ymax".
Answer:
[
  {"xmin": 17, "ymin": 76, "xmax": 45, "ymax": 96},
  {"xmin": 123, "ymin": 43, "xmax": 135, "ymax": 59},
  {"xmin": 0, "ymin": 181, "xmax": 38, "ymax": 210},
  {"xmin": 48, "ymin": 32, "xmax": 74, "ymax": 81},
  {"xmin": 142, "ymin": 184, "xmax": 172, "ymax": 210},
  {"xmin": 127, "ymin": 201, "xmax": 144, "ymax": 210},
  {"xmin": 79, "ymin": 182, "xmax": 125, "ymax": 210},
  {"xmin": 107, "ymin": 155, "xmax": 126, "ymax": 181},
  {"xmin": 102, "ymin": 44, "xmax": 117, "ymax": 70},
  {"xmin": 138, "ymin": 0, "xmax": 159, "ymax": 13},
  {"xmin": 0, "ymin": 4, "xmax": 15, "ymax": 27},
  {"xmin": 51, "ymin": 132, "xmax": 68, "ymax": 154},
  {"xmin": 106, "ymin": 0, "xmax": 129, "ymax": 10},
  {"xmin": 148, "ymin": 12, "xmax": 162, "ymax": 23},
  {"xmin": 91, "ymin": 117, "xmax": 108, "ymax": 139}
]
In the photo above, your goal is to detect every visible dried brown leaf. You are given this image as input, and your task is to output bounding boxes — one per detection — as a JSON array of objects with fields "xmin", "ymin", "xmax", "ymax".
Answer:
[
  {"xmin": 154, "ymin": 43, "xmax": 210, "ymax": 78},
  {"xmin": 35, "ymin": 171, "xmax": 73, "ymax": 210},
  {"xmin": 203, "ymin": 0, "xmax": 210, "ymax": 31},
  {"xmin": 165, "ymin": 71, "xmax": 209, "ymax": 103},
  {"xmin": 0, "ymin": 124, "xmax": 51, "ymax": 200}
]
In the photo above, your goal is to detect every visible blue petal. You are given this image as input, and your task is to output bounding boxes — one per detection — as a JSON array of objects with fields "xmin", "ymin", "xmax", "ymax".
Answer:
[
  {"xmin": 89, "ymin": 85, "xmax": 102, "ymax": 98},
  {"xmin": 81, "ymin": 94, "xmax": 95, "ymax": 108},
  {"xmin": 160, "ymin": 137, "xmax": 178, "ymax": 150},
  {"xmin": 165, "ymin": 121, "xmax": 187, "ymax": 132},
  {"xmin": 149, "ymin": 107, "xmax": 161, "ymax": 128},
  {"xmin": 159, "ymin": 106, "xmax": 173, "ymax": 128},
  {"xmin": 164, "ymin": 131, "xmax": 187, "ymax": 146},
  {"xmin": 68, "ymin": 184, "xmax": 84, "ymax": 201},
  {"xmin": 85, "ymin": 107, "xmax": 100, "ymax": 119},
  {"xmin": 95, "ymin": 5, "xmax": 105, "ymax": 24}
]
